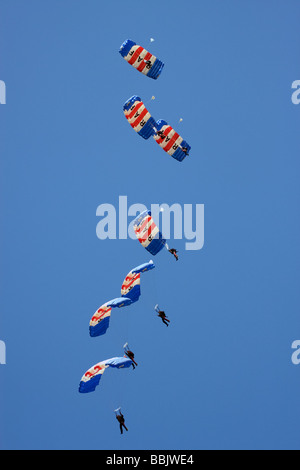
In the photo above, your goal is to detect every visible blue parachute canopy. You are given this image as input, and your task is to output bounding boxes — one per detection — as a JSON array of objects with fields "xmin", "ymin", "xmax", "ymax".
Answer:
[
  {"xmin": 133, "ymin": 210, "xmax": 167, "ymax": 256},
  {"xmin": 89, "ymin": 297, "xmax": 132, "ymax": 338},
  {"xmin": 79, "ymin": 357, "xmax": 133, "ymax": 393},
  {"xmin": 121, "ymin": 260, "xmax": 155, "ymax": 303},
  {"xmin": 107, "ymin": 297, "xmax": 132, "ymax": 308}
]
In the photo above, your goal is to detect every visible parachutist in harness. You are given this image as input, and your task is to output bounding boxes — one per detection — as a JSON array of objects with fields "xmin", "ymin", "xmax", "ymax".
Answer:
[
  {"xmin": 115, "ymin": 409, "xmax": 128, "ymax": 435},
  {"xmin": 158, "ymin": 310, "xmax": 170, "ymax": 327},
  {"xmin": 169, "ymin": 248, "xmax": 179, "ymax": 261},
  {"xmin": 155, "ymin": 305, "xmax": 170, "ymax": 327},
  {"xmin": 124, "ymin": 344, "xmax": 138, "ymax": 370},
  {"xmin": 144, "ymin": 59, "xmax": 153, "ymax": 68},
  {"xmin": 181, "ymin": 146, "xmax": 189, "ymax": 156},
  {"xmin": 157, "ymin": 130, "xmax": 166, "ymax": 140}
]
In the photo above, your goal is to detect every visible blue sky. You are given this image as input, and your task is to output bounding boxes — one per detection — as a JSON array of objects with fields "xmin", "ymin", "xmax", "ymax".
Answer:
[{"xmin": 0, "ymin": 0, "xmax": 300, "ymax": 450}]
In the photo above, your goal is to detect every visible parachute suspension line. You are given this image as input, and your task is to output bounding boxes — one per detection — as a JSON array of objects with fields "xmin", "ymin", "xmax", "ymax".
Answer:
[
  {"xmin": 106, "ymin": 364, "xmax": 130, "ymax": 413},
  {"xmin": 151, "ymin": 266, "xmax": 160, "ymax": 310},
  {"xmin": 118, "ymin": 352, "xmax": 131, "ymax": 411},
  {"xmin": 124, "ymin": 302, "xmax": 132, "ymax": 347},
  {"xmin": 109, "ymin": 391, "xmax": 124, "ymax": 418},
  {"xmin": 108, "ymin": 385, "xmax": 117, "ymax": 414}
]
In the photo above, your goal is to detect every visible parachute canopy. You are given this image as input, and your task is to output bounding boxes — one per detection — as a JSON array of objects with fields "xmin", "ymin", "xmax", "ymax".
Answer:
[
  {"xmin": 121, "ymin": 260, "xmax": 155, "ymax": 303},
  {"xmin": 79, "ymin": 357, "xmax": 133, "ymax": 393},
  {"xmin": 119, "ymin": 39, "xmax": 164, "ymax": 80},
  {"xmin": 123, "ymin": 96, "xmax": 156, "ymax": 140},
  {"xmin": 89, "ymin": 297, "xmax": 132, "ymax": 338},
  {"xmin": 153, "ymin": 119, "xmax": 191, "ymax": 162},
  {"xmin": 133, "ymin": 210, "xmax": 166, "ymax": 256},
  {"xmin": 123, "ymin": 98, "xmax": 191, "ymax": 162}
]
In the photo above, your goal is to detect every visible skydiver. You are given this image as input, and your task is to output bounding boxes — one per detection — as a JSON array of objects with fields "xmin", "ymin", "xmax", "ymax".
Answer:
[
  {"xmin": 181, "ymin": 146, "xmax": 189, "ymax": 156},
  {"xmin": 156, "ymin": 308, "xmax": 170, "ymax": 327},
  {"xmin": 144, "ymin": 59, "xmax": 153, "ymax": 68},
  {"xmin": 156, "ymin": 130, "xmax": 166, "ymax": 140},
  {"xmin": 115, "ymin": 410, "xmax": 128, "ymax": 435},
  {"xmin": 124, "ymin": 345, "xmax": 138, "ymax": 370},
  {"xmin": 169, "ymin": 248, "xmax": 179, "ymax": 261}
]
